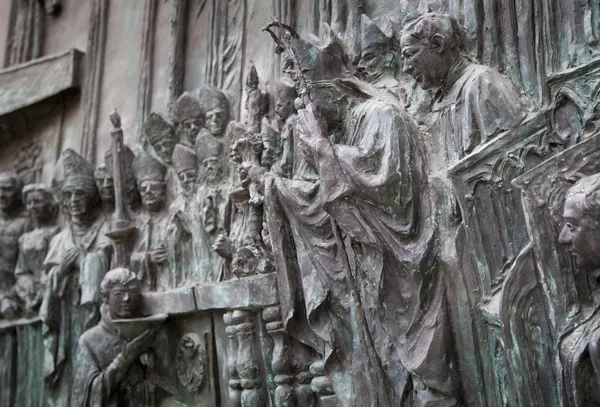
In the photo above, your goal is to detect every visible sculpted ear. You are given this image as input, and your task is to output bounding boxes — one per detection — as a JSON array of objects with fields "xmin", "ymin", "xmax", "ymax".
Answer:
[{"xmin": 431, "ymin": 33, "xmax": 445, "ymax": 53}]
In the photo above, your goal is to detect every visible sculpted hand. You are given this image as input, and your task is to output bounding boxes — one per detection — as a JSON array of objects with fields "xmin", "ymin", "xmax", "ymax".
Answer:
[
  {"xmin": 59, "ymin": 247, "xmax": 81, "ymax": 276},
  {"xmin": 173, "ymin": 211, "xmax": 191, "ymax": 236},
  {"xmin": 121, "ymin": 327, "xmax": 160, "ymax": 365},
  {"xmin": 149, "ymin": 245, "xmax": 168, "ymax": 265},
  {"xmin": 296, "ymin": 102, "xmax": 328, "ymax": 151},
  {"xmin": 213, "ymin": 233, "xmax": 233, "ymax": 259}
]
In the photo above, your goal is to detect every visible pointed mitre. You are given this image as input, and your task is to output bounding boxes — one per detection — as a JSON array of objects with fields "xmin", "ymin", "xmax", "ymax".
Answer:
[
  {"xmin": 60, "ymin": 149, "xmax": 96, "ymax": 190},
  {"xmin": 196, "ymin": 86, "xmax": 229, "ymax": 113},
  {"xmin": 144, "ymin": 112, "xmax": 175, "ymax": 145},
  {"xmin": 171, "ymin": 92, "xmax": 203, "ymax": 124},
  {"xmin": 264, "ymin": 20, "xmax": 352, "ymax": 82},
  {"xmin": 361, "ymin": 14, "xmax": 391, "ymax": 51},
  {"xmin": 104, "ymin": 145, "xmax": 135, "ymax": 176},
  {"xmin": 172, "ymin": 143, "xmax": 197, "ymax": 174},
  {"xmin": 133, "ymin": 152, "xmax": 167, "ymax": 184},
  {"xmin": 195, "ymin": 132, "xmax": 223, "ymax": 163}
]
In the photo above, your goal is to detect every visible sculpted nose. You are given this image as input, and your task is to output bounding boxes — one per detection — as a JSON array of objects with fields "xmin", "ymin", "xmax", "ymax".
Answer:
[{"xmin": 558, "ymin": 226, "xmax": 571, "ymax": 245}]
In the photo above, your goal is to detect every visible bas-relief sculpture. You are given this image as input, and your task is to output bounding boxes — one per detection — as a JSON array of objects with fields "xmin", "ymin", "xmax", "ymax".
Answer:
[{"xmin": 3, "ymin": 2, "xmax": 600, "ymax": 407}]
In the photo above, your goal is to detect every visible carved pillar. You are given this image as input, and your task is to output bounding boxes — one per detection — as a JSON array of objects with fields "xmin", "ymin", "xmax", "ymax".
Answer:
[
  {"xmin": 263, "ymin": 305, "xmax": 295, "ymax": 407},
  {"xmin": 224, "ymin": 311, "xmax": 242, "ymax": 407},
  {"xmin": 310, "ymin": 360, "xmax": 340, "ymax": 407},
  {"xmin": 233, "ymin": 310, "xmax": 265, "ymax": 407}
]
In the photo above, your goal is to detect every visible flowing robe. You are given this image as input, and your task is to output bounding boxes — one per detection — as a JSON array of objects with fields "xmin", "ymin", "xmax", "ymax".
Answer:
[
  {"xmin": 167, "ymin": 193, "xmax": 216, "ymax": 285},
  {"xmin": 40, "ymin": 215, "xmax": 111, "ymax": 406},
  {"xmin": 422, "ymin": 60, "xmax": 528, "ymax": 404},
  {"xmin": 266, "ymin": 97, "xmax": 458, "ymax": 406},
  {"xmin": 131, "ymin": 211, "xmax": 172, "ymax": 291}
]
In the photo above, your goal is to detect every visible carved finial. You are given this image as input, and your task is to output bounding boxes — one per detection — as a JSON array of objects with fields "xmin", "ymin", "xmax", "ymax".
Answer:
[
  {"xmin": 246, "ymin": 63, "xmax": 259, "ymax": 90},
  {"xmin": 110, "ymin": 109, "xmax": 121, "ymax": 129}
]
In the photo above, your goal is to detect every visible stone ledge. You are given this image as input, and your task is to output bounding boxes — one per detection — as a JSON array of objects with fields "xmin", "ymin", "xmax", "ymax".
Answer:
[
  {"xmin": 142, "ymin": 273, "xmax": 279, "ymax": 315},
  {"xmin": 0, "ymin": 49, "xmax": 83, "ymax": 117}
]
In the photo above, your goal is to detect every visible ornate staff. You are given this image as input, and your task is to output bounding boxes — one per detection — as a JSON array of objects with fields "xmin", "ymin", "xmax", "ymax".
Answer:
[{"xmin": 106, "ymin": 110, "xmax": 137, "ymax": 267}]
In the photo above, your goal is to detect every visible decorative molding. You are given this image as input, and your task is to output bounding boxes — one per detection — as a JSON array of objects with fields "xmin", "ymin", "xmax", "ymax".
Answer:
[
  {"xmin": 168, "ymin": 0, "xmax": 188, "ymax": 108},
  {"xmin": 135, "ymin": 0, "xmax": 158, "ymax": 145},
  {"xmin": 80, "ymin": 0, "xmax": 109, "ymax": 163},
  {"xmin": 0, "ymin": 49, "xmax": 82, "ymax": 118}
]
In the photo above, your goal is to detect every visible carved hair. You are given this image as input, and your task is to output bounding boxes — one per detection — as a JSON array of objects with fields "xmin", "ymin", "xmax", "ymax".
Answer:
[
  {"xmin": 101, "ymin": 268, "xmax": 139, "ymax": 303},
  {"xmin": 404, "ymin": 12, "xmax": 468, "ymax": 53},
  {"xmin": 22, "ymin": 183, "xmax": 59, "ymax": 222},
  {"xmin": 566, "ymin": 173, "xmax": 600, "ymax": 225}
]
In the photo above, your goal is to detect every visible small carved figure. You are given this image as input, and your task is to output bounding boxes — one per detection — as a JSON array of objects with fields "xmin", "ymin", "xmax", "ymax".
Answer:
[
  {"xmin": 168, "ymin": 144, "xmax": 216, "ymax": 285},
  {"xmin": 0, "ymin": 172, "xmax": 30, "ymax": 319},
  {"xmin": 197, "ymin": 86, "xmax": 230, "ymax": 139},
  {"xmin": 175, "ymin": 333, "xmax": 207, "ymax": 394},
  {"xmin": 72, "ymin": 268, "xmax": 165, "ymax": 406},
  {"xmin": 245, "ymin": 63, "xmax": 269, "ymax": 135},
  {"xmin": 130, "ymin": 152, "xmax": 172, "ymax": 291},
  {"xmin": 171, "ymin": 92, "xmax": 205, "ymax": 146},
  {"xmin": 40, "ymin": 149, "xmax": 112, "ymax": 404},
  {"xmin": 144, "ymin": 113, "xmax": 177, "ymax": 165},
  {"xmin": 95, "ymin": 163, "xmax": 115, "ymax": 215},
  {"xmin": 14, "ymin": 184, "xmax": 60, "ymax": 314},
  {"xmin": 357, "ymin": 14, "xmax": 403, "ymax": 100}
]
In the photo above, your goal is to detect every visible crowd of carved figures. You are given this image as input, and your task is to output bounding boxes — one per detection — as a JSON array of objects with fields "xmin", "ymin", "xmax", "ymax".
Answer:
[{"xmin": 4, "ymin": 7, "xmax": 600, "ymax": 407}]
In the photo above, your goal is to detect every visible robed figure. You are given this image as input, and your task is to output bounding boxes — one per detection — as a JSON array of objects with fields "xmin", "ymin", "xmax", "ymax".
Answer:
[
  {"xmin": 40, "ymin": 149, "xmax": 112, "ymax": 406},
  {"xmin": 262, "ymin": 23, "xmax": 458, "ymax": 407}
]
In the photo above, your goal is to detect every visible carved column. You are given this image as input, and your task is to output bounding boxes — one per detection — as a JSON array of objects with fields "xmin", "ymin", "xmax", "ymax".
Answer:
[
  {"xmin": 224, "ymin": 311, "xmax": 242, "ymax": 407},
  {"xmin": 263, "ymin": 305, "xmax": 295, "ymax": 407},
  {"xmin": 310, "ymin": 360, "xmax": 340, "ymax": 407},
  {"xmin": 233, "ymin": 310, "xmax": 265, "ymax": 407}
]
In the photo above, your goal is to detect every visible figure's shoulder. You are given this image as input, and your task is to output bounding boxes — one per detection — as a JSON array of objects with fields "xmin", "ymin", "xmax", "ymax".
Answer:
[
  {"xmin": 465, "ymin": 62, "xmax": 517, "ymax": 89},
  {"xmin": 78, "ymin": 324, "xmax": 106, "ymax": 347}
]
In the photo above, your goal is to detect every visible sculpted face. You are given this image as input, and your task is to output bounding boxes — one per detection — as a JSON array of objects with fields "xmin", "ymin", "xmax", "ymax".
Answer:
[
  {"xmin": 152, "ymin": 136, "xmax": 175, "ymax": 164},
  {"xmin": 62, "ymin": 185, "xmax": 95, "ymax": 219},
  {"xmin": 275, "ymin": 93, "xmax": 295, "ymax": 121},
  {"xmin": 357, "ymin": 47, "xmax": 393, "ymax": 82},
  {"xmin": 95, "ymin": 170, "xmax": 115, "ymax": 205},
  {"xmin": 559, "ymin": 194, "xmax": 600, "ymax": 268},
  {"xmin": 180, "ymin": 117, "xmax": 204, "ymax": 145},
  {"xmin": 400, "ymin": 33, "xmax": 449, "ymax": 90},
  {"xmin": 0, "ymin": 177, "xmax": 18, "ymax": 211},
  {"xmin": 203, "ymin": 157, "xmax": 222, "ymax": 182},
  {"xmin": 25, "ymin": 190, "xmax": 51, "ymax": 223},
  {"xmin": 108, "ymin": 281, "xmax": 141, "ymax": 319},
  {"xmin": 206, "ymin": 108, "xmax": 228, "ymax": 137},
  {"xmin": 178, "ymin": 168, "xmax": 197, "ymax": 193},
  {"xmin": 140, "ymin": 180, "xmax": 166, "ymax": 212}
]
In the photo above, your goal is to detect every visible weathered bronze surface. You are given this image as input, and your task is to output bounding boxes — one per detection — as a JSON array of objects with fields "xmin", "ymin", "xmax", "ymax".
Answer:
[{"xmin": 0, "ymin": 1, "xmax": 599, "ymax": 406}]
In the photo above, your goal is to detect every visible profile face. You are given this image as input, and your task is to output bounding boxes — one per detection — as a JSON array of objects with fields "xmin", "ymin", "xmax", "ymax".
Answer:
[
  {"xmin": 0, "ymin": 177, "xmax": 17, "ymax": 211},
  {"xmin": 357, "ymin": 46, "xmax": 389, "ymax": 82},
  {"xmin": 107, "ymin": 281, "xmax": 141, "ymax": 319},
  {"xmin": 275, "ymin": 93, "xmax": 295, "ymax": 121},
  {"xmin": 140, "ymin": 180, "xmax": 166, "ymax": 211},
  {"xmin": 559, "ymin": 194, "xmax": 600, "ymax": 268},
  {"xmin": 400, "ymin": 34, "xmax": 445, "ymax": 90},
  {"xmin": 205, "ymin": 108, "xmax": 228, "ymax": 137}
]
